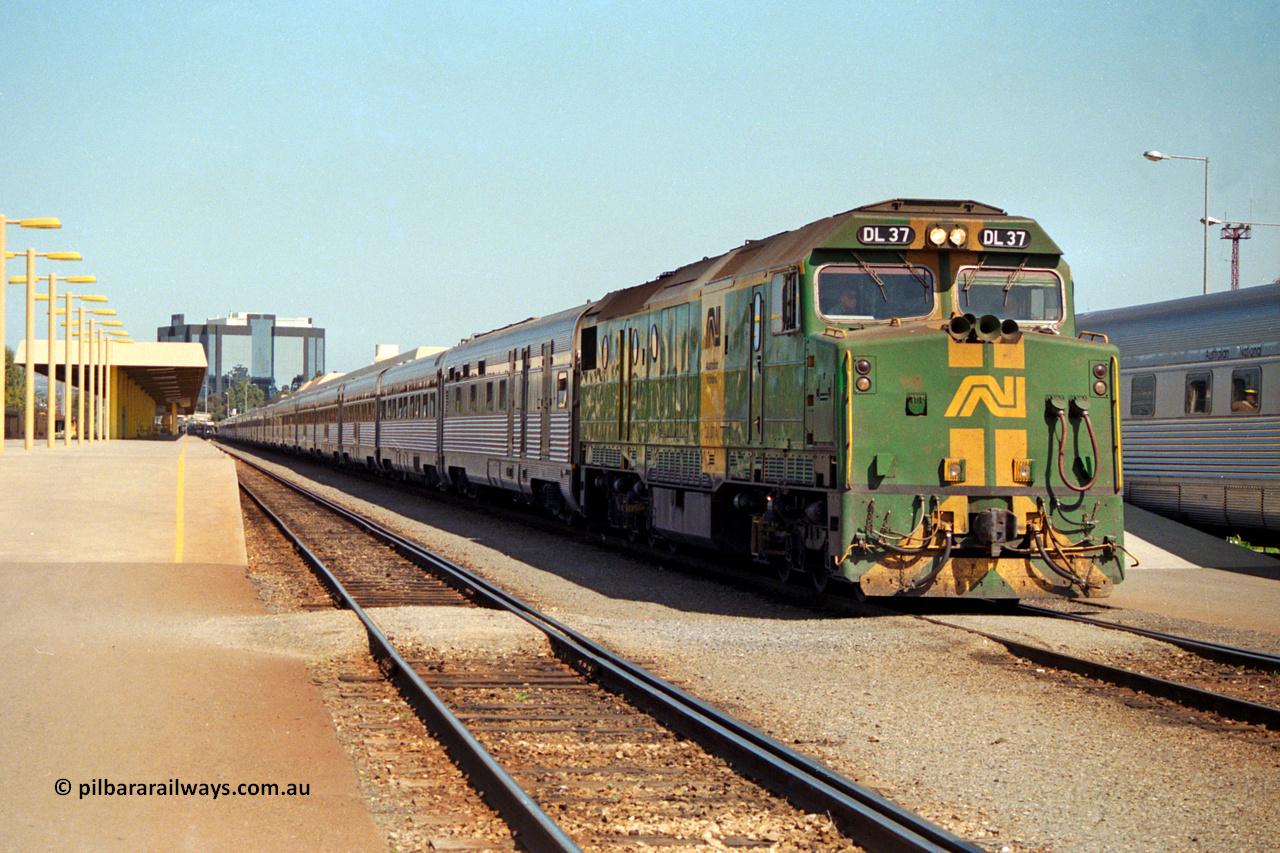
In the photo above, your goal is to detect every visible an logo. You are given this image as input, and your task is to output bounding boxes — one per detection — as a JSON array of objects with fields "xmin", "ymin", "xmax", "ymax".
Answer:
[
  {"xmin": 944, "ymin": 376, "xmax": 1026, "ymax": 418},
  {"xmin": 704, "ymin": 306, "xmax": 722, "ymax": 349}
]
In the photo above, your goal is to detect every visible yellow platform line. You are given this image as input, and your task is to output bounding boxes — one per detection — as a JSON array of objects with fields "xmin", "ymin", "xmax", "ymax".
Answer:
[{"xmin": 175, "ymin": 435, "xmax": 188, "ymax": 563}]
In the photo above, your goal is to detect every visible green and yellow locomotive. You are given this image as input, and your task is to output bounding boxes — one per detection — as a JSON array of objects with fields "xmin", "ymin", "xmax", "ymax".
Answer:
[{"xmin": 576, "ymin": 199, "xmax": 1125, "ymax": 598}]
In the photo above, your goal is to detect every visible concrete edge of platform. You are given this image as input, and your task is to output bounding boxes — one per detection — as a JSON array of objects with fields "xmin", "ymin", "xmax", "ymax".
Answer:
[{"xmin": 1123, "ymin": 502, "xmax": 1280, "ymax": 578}]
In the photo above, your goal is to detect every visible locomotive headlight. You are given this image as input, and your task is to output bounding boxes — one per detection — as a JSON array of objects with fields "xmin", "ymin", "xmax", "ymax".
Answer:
[
  {"xmin": 1093, "ymin": 380, "xmax": 1108, "ymax": 396},
  {"xmin": 855, "ymin": 376, "xmax": 872, "ymax": 392},
  {"xmin": 942, "ymin": 458, "xmax": 966, "ymax": 483},
  {"xmin": 928, "ymin": 226, "xmax": 948, "ymax": 247},
  {"xmin": 948, "ymin": 227, "xmax": 967, "ymax": 247}
]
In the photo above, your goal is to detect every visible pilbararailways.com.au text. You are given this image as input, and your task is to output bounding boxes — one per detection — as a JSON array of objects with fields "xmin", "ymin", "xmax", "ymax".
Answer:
[{"xmin": 56, "ymin": 778, "xmax": 311, "ymax": 799}]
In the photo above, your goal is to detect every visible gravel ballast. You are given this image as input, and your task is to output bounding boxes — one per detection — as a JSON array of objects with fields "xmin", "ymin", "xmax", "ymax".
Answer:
[{"xmin": 236, "ymin": 451, "xmax": 1280, "ymax": 853}]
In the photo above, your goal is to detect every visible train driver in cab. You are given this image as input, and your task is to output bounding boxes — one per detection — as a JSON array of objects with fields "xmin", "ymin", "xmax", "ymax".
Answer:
[{"xmin": 822, "ymin": 276, "xmax": 867, "ymax": 318}]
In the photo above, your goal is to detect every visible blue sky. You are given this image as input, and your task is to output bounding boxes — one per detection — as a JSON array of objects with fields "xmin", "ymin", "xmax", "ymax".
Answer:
[{"xmin": 4, "ymin": 0, "xmax": 1277, "ymax": 375}]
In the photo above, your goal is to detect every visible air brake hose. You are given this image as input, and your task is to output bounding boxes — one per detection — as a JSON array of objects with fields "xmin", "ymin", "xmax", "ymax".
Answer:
[
  {"xmin": 872, "ymin": 531, "xmax": 935, "ymax": 556},
  {"xmin": 1033, "ymin": 531, "xmax": 1099, "ymax": 591},
  {"xmin": 901, "ymin": 531, "xmax": 953, "ymax": 594},
  {"xmin": 1055, "ymin": 408, "xmax": 1099, "ymax": 493}
]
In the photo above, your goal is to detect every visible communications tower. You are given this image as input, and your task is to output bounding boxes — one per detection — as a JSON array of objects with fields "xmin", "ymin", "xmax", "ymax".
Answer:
[{"xmin": 1220, "ymin": 223, "xmax": 1251, "ymax": 290}]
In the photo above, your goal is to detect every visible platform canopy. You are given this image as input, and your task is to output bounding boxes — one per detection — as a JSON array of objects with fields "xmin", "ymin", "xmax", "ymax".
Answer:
[{"xmin": 16, "ymin": 339, "xmax": 207, "ymax": 414}]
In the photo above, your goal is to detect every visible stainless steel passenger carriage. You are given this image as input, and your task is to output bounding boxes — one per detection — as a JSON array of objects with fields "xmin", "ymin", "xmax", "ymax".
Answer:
[
  {"xmin": 1079, "ymin": 282, "xmax": 1280, "ymax": 540},
  {"xmin": 438, "ymin": 305, "xmax": 589, "ymax": 517}
]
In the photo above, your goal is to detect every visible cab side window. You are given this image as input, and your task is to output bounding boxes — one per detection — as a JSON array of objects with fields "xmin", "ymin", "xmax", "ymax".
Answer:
[{"xmin": 771, "ymin": 272, "xmax": 799, "ymax": 334}]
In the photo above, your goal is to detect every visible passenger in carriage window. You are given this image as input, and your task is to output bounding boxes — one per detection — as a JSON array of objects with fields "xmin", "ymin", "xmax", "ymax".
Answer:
[
  {"xmin": 1232, "ymin": 388, "xmax": 1259, "ymax": 412},
  {"xmin": 1231, "ymin": 368, "xmax": 1261, "ymax": 412}
]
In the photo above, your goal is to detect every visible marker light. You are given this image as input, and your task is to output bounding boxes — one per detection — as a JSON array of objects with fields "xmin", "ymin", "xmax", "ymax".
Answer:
[
  {"xmin": 942, "ymin": 458, "xmax": 966, "ymax": 483},
  {"xmin": 1013, "ymin": 458, "xmax": 1035, "ymax": 484}
]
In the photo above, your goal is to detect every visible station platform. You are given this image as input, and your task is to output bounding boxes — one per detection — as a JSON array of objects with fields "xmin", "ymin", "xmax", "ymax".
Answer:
[
  {"xmin": 1113, "ymin": 503, "xmax": 1280, "ymax": 634},
  {"xmin": 1, "ymin": 439, "xmax": 1276, "ymax": 850},
  {"xmin": 0, "ymin": 437, "xmax": 384, "ymax": 853}
]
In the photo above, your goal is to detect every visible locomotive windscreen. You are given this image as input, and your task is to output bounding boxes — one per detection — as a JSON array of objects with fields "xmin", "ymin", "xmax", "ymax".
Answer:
[
  {"xmin": 955, "ymin": 267, "xmax": 1063, "ymax": 322},
  {"xmin": 816, "ymin": 263, "xmax": 934, "ymax": 321}
]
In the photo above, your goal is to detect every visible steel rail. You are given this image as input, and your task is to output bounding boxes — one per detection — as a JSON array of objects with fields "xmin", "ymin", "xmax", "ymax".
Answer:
[
  {"xmin": 928, "ymin": 615, "xmax": 1280, "ymax": 730},
  {"xmin": 237, "ymin": 478, "xmax": 585, "ymax": 853},
  {"xmin": 1015, "ymin": 602, "xmax": 1280, "ymax": 673},
  {"xmin": 231, "ymin": 451, "xmax": 983, "ymax": 853}
]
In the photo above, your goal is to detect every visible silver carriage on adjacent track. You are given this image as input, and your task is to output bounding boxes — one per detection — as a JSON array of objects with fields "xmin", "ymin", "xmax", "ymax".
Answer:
[{"xmin": 1078, "ymin": 282, "xmax": 1280, "ymax": 542}]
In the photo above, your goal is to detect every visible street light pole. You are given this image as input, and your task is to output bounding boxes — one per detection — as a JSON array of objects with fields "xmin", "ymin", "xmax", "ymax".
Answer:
[
  {"xmin": 104, "ymin": 329, "xmax": 129, "ymax": 440},
  {"xmin": 97, "ymin": 320, "xmax": 124, "ymax": 440},
  {"xmin": 10, "ymin": 250, "xmax": 80, "ymax": 449},
  {"xmin": 53, "ymin": 284, "xmax": 100, "ymax": 446},
  {"xmin": 1144, "ymin": 150, "xmax": 1212, "ymax": 295},
  {"xmin": 0, "ymin": 215, "xmax": 60, "ymax": 452},
  {"xmin": 81, "ymin": 308, "xmax": 114, "ymax": 442}
]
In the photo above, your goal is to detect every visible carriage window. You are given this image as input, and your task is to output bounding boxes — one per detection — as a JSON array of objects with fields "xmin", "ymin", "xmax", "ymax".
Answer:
[
  {"xmin": 499, "ymin": 379, "xmax": 507, "ymax": 410},
  {"xmin": 1231, "ymin": 367, "xmax": 1261, "ymax": 413},
  {"xmin": 486, "ymin": 381, "xmax": 494, "ymax": 412},
  {"xmin": 771, "ymin": 272, "xmax": 799, "ymax": 334},
  {"xmin": 954, "ymin": 266, "xmax": 1063, "ymax": 322},
  {"xmin": 1130, "ymin": 374, "xmax": 1156, "ymax": 417},
  {"xmin": 1185, "ymin": 371, "xmax": 1212, "ymax": 415},
  {"xmin": 470, "ymin": 384, "xmax": 478, "ymax": 413},
  {"xmin": 817, "ymin": 263, "xmax": 934, "ymax": 321},
  {"xmin": 556, "ymin": 371, "xmax": 569, "ymax": 408}
]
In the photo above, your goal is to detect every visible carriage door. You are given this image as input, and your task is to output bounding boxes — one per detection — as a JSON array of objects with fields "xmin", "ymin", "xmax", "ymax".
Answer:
[
  {"xmin": 749, "ymin": 286, "xmax": 765, "ymax": 444},
  {"xmin": 519, "ymin": 347, "xmax": 531, "ymax": 456},
  {"xmin": 506, "ymin": 349, "xmax": 516, "ymax": 456},
  {"xmin": 540, "ymin": 342, "xmax": 553, "ymax": 458}
]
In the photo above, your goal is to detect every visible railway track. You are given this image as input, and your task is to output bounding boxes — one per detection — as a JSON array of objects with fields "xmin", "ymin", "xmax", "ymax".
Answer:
[
  {"xmin": 230, "ymin": 451, "xmax": 985, "ymax": 853},
  {"xmin": 227, "ymin": 441, "xmax": 1279, "ymax": 742},
  {"xmin": 1008, "ymin": 602, "xmax": 1280, "ymax": 728},
  {"xmin": 903, "ymin": 601, "xmax": 1280, "ymax": 737}
]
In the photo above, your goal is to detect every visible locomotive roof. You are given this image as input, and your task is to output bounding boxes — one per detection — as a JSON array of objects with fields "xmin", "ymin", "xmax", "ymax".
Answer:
[{"xmin": 585, "ymin": 199, "xmax": 1040, "ymax": 322}]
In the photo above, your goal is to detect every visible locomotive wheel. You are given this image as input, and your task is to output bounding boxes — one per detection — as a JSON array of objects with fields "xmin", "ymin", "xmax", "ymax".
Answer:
[
  {"xmin": 775, "ymin": 560, "xmax": 791, "ymax": 583},
  {"xmin": 811, "ymin": 566, "xmax": 830, "ymax": 593},
  {"xmin": 808, "ymin": 550, "xmax": 831, "ymax": 593}
]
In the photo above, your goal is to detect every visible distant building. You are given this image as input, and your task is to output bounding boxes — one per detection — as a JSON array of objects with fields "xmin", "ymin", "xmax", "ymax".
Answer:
[{"xmin": 157, "ymin": 313, "xmax": 325, "ymax": 403}]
